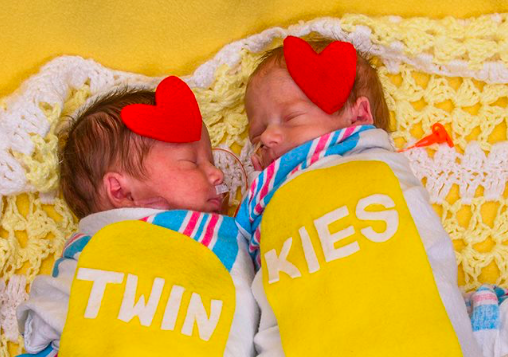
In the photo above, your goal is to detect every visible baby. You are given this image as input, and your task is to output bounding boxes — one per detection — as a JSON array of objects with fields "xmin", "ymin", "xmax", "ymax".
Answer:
[
  {"xmin": 236, "ymin": 37, "xmax": 482, "ymax": 356},
  {"xmin": 17, "ymin": 77, "xmax": 257, "ymax": 356}
]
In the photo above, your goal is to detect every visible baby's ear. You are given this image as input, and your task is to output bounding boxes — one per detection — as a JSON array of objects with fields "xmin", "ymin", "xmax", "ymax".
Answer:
[
  {"xmin": 103, "ymin": 172, "xmax": 135, "ymax": 208},
  {"xmin": 350, "ymin": 96, "xmax": 374, "ymax": 125}
]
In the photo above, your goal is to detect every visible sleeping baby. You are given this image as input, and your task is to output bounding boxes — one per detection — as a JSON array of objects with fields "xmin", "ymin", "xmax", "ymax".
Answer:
[
  {"xmin": 17, "ymin": 76, "xmax": 257, "ymax": 357},
  {"xmin": 236, "ymin": 36, "xmax": 483, "ymax": 356}
]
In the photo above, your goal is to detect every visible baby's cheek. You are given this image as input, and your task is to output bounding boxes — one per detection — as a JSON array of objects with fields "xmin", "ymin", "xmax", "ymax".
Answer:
[{"xmin": 186, "ymin": 174, "xmax": 210, "ymax": 198}]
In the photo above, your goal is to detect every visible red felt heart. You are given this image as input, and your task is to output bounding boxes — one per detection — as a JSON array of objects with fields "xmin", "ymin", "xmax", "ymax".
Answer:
[
  {"xmin": 283, "ymin": 36, "xmax": 357, "ymax": 114},
  {"xmin": 121, "ymin": 76, "xmax": 202, "ymax": 143}
]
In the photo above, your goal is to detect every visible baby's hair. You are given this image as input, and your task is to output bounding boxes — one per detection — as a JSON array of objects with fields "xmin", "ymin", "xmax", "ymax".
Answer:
[
  {"xmin": 248, "ymin": 37, "xmax": 390, "ymax": 131},
  {"xmin": 59, "ymin": 88, "xmax": 157, "ymax": 218}
]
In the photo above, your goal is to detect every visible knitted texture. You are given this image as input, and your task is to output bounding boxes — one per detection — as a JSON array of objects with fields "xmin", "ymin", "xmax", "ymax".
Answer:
[{"xmin": 1, "ymin": 14, "xmax": 507, "ymax": 355}]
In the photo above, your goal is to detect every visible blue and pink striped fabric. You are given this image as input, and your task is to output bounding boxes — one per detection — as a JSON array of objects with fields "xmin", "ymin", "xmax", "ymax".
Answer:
[
  {"xmin": 236, "ymin": 125, "xmax": 374, "ymax": 269},
  {"xmin": 144, "ymin": 210, "xmax": 239, "ymax": 271},
  {"xmin": 466, "ymin": 285, "xmax": 508, "ymax": 332},
  {"xmin": 53, "ymin": 210, "xmax": 239, "ymax": 278}
]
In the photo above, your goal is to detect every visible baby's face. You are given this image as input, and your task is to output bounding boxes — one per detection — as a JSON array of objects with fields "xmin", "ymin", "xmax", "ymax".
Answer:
[
  {"xmin": 129, "ymin": 124, "xmax": 225, "ymax": 213},
  {"xmin": 245, "ymin": 66, "xmax": 353, "ymax": 170}
]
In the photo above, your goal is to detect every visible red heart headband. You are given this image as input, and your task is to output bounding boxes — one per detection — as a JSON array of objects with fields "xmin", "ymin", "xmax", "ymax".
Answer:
[
  {"xmin": 121, "ymin": 76, "xmax": 202, "ymax": 143},
  {"xmin": 283, "ymin": 36, "xmax": 357, "ymax": 114}
]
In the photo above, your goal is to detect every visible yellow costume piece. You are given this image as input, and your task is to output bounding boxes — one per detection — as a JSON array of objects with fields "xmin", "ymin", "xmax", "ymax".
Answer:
[
  {"xmin": 261, "ymin": 161, "xmax": 462, "ymax": 356},
  {"xmin": 60, "ymin": 221, "xmax": 235, "ymax": 356}
]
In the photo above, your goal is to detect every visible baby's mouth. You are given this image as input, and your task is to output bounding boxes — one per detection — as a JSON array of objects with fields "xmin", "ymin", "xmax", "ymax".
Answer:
[{"xmin": 208, "ymin": 193, "xmax": 228, "ymax": 214}]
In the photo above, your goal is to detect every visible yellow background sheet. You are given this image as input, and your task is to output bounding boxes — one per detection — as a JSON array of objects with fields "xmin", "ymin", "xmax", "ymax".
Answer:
[{"xmin": 1, "ymin": 0, "xmax": 507, "ymax": 96}]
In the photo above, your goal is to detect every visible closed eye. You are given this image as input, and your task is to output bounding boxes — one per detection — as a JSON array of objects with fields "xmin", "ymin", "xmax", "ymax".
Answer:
[
  {"xmin": 283, "ymin": 112, "xmax": 303, "ymax": 122},
  {"xmin": 179, "ymin": 159, "xmax": 198, "ymax": 166}
]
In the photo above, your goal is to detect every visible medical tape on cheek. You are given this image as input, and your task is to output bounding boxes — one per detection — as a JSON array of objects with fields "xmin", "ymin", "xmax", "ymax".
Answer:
[{"xmin": 215, "ymin": 184, "xmax": 229, "ymax": 195}]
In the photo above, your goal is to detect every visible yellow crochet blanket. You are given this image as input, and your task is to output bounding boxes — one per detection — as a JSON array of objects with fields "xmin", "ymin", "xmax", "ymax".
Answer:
[{"xmin": 1, "ymin": 14, "xmax": 507, "ymax": 355}]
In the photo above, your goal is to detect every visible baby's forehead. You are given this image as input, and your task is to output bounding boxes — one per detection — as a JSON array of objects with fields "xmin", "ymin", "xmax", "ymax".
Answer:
[
  {"xmin": 250, "ymin": 61, "xmax": 288, "ymax": 82},
  {"xmin": 150, "ymin": 123, "xmax": 210, "ymax": 153},
  {"xmin": 247, "ymin": 65, "xmax": 294, "ymax": 99}
]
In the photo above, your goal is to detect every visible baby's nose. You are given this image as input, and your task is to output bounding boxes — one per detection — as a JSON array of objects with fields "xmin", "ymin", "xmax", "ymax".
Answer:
[
  {"xmin": 260, "ymin": 124, "xmax": 283, "ymax": 148},
  {"xmin": 208, "ymin": 165, "xmax": 224, "ymax": 185}
]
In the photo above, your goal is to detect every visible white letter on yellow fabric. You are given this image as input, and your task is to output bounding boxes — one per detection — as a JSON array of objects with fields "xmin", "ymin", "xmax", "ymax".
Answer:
[
  {"xmin": 356, "ymin": 194, "xmax": 399, "ymax": 242},
  {"xmin": 118, "ymin": 274, "xmax": 165, "ymax": 327},
  {"xmin": 181, "ymin": 293, "xmax": 223, "ymax": 341},
  {"xmin": 161, "ymin": 285, "xmax": 185, "ymax": 331},
  {"xmin": 265, "ymin": 237, "xmax": 302, "ymax": 284},
  {"xmin": 299, "ymin": 226, "xmax": 320, "ymax": 273},
  {"xmin": 76, "ymin": 268, "xmax": 124, "ymax": 319},
  {"xmin": 314, "ymin": 206, "xmax": 358, "ymax": 262}
]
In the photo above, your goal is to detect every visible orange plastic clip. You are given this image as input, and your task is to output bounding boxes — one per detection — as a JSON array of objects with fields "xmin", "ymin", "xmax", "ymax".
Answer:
[{"xmin": 398, "ymin": 123, "xmax": 454, "ymax": 152}]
